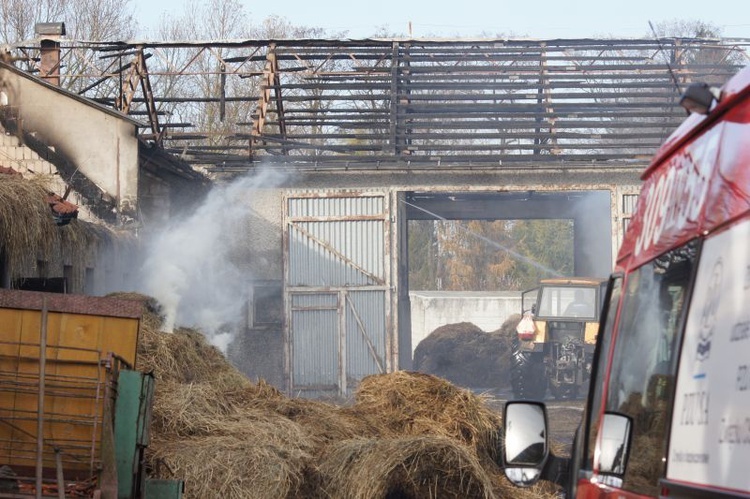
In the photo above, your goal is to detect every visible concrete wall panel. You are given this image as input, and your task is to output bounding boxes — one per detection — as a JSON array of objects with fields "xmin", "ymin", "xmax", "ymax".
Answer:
[{"xmin": 409, "ymin": 291, "xmax": 522, "ymax": 354}]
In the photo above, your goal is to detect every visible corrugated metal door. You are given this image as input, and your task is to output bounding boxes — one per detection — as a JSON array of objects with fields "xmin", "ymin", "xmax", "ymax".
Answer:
[{"xmin": 284, "ymin": 192, "xmax": 392, "ymax": 397}]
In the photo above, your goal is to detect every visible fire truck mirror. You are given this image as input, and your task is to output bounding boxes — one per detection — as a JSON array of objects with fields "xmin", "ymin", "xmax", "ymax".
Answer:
[
  {"xmin": 597, "ymin": 412, "xmax": 632, "ymax": 476},
  {"xmin": 502, "ymin": 401, "xmax": 549, "ymax": 486}
]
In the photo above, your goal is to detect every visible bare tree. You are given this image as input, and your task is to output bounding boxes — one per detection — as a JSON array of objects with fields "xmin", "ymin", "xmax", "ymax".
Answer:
[
  {"xmin": 65, "ymin": 0, "xmax": 136, "ymax": 41},
  {"xmin": 0, "ymin": 0, "xmax": 66, "ymax": 44},
  {"xmin": 650, "ymin": 19, "xmax": 745, "ymax": 86},
  {"xmin": 650, "ymin": 19, "xmax": 722, "ymax": 39},
  {"xmin": 251, "ymin": 14, "xmax": 328, "ymax": 39},
  {"xmin": 145, "ymin": 0, "xmax": 254, "ymax": 156},
  {"xmin": 145, "ymin": 4, "xmax": 342, "ymax": 164},
  {"xmin": 1, "ymin": 0, "xmax": 136, "ymax": 97},
  {"xmin": 0, "ymin": 0, "xmax": 135, "ymax": 44}
]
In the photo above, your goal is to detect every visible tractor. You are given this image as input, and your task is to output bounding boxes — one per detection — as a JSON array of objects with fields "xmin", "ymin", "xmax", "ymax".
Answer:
[{"xmin": 511, "ymin": 277, "xmax": 607, "ymax": 400}]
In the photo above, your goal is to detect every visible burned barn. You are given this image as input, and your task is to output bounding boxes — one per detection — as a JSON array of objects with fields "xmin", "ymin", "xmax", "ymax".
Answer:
[{"xmin": 1, "ymin": 35, "xmax": 748, "ymax": 397}]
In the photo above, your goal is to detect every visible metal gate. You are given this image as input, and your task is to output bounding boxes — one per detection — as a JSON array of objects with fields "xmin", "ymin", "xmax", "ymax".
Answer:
[{"xmin": 283, "ymin": 192, "xmax": 393, "ymax": 397}]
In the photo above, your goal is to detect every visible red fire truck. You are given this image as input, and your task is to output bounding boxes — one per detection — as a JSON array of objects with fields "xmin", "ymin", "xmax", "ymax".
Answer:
[{"xmin": 501, "ymin": 63, "xmax": 750, "ymax": 498}]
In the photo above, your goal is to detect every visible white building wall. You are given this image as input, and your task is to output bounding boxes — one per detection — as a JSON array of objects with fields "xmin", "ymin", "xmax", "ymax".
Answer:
[
  {"xmin": 409, "ymin": 291, "xmax": 522, "ymax": 354},
  {"xmin": 0, "ymin": 64, "xmax": 140, "ymax": 217}
]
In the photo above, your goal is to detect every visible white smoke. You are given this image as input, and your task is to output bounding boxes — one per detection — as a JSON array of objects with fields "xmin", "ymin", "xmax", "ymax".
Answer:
[{"xmin": 138, "ymin": 167, "xmax": 287, "ymax": 353}]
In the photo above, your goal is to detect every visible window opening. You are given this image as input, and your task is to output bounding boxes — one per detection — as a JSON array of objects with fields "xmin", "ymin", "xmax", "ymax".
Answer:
[{"xmin": 602, "ymin": 240, "xmax": 698, "ymax": 495}]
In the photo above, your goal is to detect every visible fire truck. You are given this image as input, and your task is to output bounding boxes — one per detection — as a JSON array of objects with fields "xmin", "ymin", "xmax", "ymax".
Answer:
[{"xmin": 500, "ymin": 63, "xmax": 750, "ymax": 498}]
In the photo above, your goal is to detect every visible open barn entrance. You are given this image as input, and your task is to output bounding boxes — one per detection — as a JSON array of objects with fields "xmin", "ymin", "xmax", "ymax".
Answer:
[
  {"xmin": 403, "ymin": 190, "xmax": 612, "ymax": 282},
  {"xmin": 397, "ymin": 190, "xmax": 613, "ymax": 367}
]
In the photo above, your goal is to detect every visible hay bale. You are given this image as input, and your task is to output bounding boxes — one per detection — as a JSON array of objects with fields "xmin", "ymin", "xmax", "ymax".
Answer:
[
  {"xmin": 0, "ymin": 175, "xmax": 59, "ymax": 272},
  {"xmin": 109, "ymin": 292, "xmax": 250, "ymax": 389},
  {"xmin": 111, "ymin": 293, "xmax": 318, "ymax": 498},
  {"xmin": 350, "ymin": 371, "xmax": 502, "ymax": 465},
  {"xmin": 150, "ymin": 381, "xmax": 239, "ymax": 437},
  {"xmin": 413, "ymin": 322, "xmax": 511, "ymax": 388},
  {"xmin": 145, "ymin": 373, "xmax": 319, "ymax": 498},
  {"xmin": 140, "ymin": 326, "xmax": 250, "ymax": 388},
  {"xmin": 112, "ymin": 294, "xmax": 559, "ymax": 498},
  {"xmin": 149, "ymin": 429, "xmax": 312, "ymax": 499},
  {"xmin": 316, "ymin": 436, "xmax": 496, "ymax": 499},
  {"xmin": 257, "ymin": 398, "xmax": 383, "ymax": 448}
]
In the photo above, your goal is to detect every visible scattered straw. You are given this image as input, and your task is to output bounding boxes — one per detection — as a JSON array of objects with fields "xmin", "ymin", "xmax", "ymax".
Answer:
[
  {"xmin": 149, "ymin": 428, "xmax": 313, "ymax": 499},
  {"xmin": 0, "ymin": 175, "xmax": 134, "ymax": 287},
  {"xmin": 107, "ymin": 293, "xmax": 564, "ymax": 499}
]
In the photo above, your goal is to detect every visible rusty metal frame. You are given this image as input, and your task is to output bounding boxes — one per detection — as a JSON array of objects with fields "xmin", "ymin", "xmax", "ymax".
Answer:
[{"xmin": 0, "ymin": 343, "xmax": 124, "ymax": 494}]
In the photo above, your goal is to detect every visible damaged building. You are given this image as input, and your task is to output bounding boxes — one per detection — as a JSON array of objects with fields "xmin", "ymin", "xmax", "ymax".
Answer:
[
  {"xmin": 2, "ymin": 32, "xmax": 748, "ymax": 397},
  {"xmin": 0, "ymin": 26, "xmax": 209, "ymax": 295}
]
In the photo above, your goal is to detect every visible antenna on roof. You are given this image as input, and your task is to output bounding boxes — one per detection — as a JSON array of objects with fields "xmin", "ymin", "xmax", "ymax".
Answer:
[{"xmin": 648, "ymin": 20, "xmax": 683, "ymax": 97}]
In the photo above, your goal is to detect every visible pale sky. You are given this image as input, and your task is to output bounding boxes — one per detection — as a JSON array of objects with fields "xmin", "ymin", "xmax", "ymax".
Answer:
[{"xmin": 131, "ymin": 0, "xmax": 750, "ymax": 40}]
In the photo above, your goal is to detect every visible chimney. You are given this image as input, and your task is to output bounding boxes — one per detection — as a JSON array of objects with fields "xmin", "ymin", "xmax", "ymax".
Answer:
[{"xmin": 34, "ymin": 22, "xmax": 65, "ymax": 86}]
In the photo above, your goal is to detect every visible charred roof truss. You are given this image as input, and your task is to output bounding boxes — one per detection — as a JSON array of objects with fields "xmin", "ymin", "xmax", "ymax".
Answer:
[{"xmin": 11, "ymin": 37, "xmax": 750, "ymax": 172}]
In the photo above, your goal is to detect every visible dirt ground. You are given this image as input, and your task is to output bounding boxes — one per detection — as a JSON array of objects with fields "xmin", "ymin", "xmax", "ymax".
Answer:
[{"xmin": 538, "ymin": 400, "xmax": 585, "ymax": 457}]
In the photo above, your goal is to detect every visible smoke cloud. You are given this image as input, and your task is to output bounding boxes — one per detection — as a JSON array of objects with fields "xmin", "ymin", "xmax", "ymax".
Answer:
[{"xmin": 138, "ymin": 168, "xmax": 287, "ymax": 353}]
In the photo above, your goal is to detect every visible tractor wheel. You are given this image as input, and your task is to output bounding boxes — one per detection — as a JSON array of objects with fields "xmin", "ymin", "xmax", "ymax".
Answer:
[{"xmin": 510, "ymin": 335, "xmax": 548, "ymax": 400}]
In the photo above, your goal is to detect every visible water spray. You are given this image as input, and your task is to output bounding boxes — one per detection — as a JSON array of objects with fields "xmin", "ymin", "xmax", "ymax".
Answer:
[{"xmin": 402, "ymin": 199, "xmax": 564, "ymax": 278}]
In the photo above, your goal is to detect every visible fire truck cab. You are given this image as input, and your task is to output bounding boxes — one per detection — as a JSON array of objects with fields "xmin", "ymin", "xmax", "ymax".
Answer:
[{"xmin": 502, "ymin": 63, "xmax": 750, "ymax": 498}]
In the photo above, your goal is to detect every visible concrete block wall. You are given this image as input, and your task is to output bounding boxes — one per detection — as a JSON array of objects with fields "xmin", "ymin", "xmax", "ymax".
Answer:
[
  {"xmin": 0, "ymin": 128, "xmax": 112, "ymax": 225},
  {"xmin": 409, "ymin": 290, "xmax": 522, "ymax": 354},
  {"xmin": 0, "ymin": 130, "xmax": 58, "ymax": 177}
]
